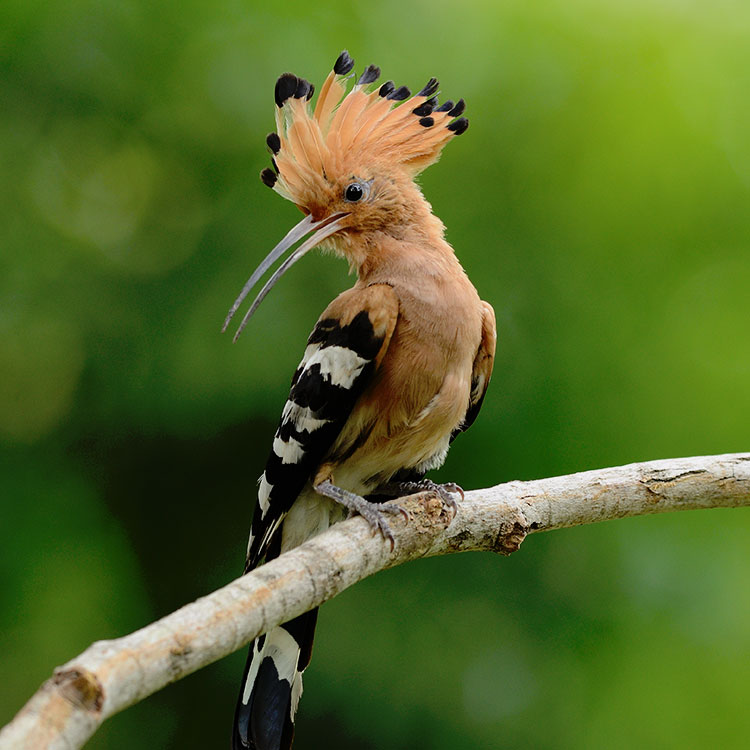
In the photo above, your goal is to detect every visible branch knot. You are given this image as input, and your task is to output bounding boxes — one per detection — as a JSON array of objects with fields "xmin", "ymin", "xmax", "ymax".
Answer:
[
  {"xmin": 52, "ymin": 668, "xmax": 104, "ymax": 713},
  {"xmin": 493, "ymin": 510, "xmax": 529, "ymax": 555}
]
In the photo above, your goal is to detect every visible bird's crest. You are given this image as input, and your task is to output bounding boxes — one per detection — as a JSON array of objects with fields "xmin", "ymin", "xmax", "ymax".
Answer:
[{"xmin": 260, "ymin": 50, "xmax": 469, "ymax": 204}]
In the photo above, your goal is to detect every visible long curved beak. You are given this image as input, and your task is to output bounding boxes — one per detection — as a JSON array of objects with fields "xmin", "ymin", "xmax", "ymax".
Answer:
[{"xmin": 223, "ymin": 212, "xmax": 350, "ymax": 342}]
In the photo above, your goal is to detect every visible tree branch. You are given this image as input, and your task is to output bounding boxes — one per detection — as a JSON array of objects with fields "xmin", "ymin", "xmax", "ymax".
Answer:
[{"xmin": 2, "ymin": 453, "xmax": 749, "ymax": 749}]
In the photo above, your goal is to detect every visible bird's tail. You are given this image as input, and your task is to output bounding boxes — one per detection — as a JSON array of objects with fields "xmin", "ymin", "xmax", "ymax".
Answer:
[{"xmin": 232, "ymin": 608, "xmax": 319, "ymax": 750}]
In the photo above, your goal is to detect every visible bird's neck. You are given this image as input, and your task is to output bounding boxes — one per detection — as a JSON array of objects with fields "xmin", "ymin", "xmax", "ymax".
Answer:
[
  {"xmin": 356, "ymin": 233, "xmax": 463, "ymax": 286},
  {"xmin": 350, "ymin": 205, "xmax": 466, "ymax": 286}
]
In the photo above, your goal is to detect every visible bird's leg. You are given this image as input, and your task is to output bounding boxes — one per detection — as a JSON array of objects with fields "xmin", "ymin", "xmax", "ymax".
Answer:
[
  {"xmin": 314, "ymin": 479, "xmax": 410, "ymax": 550},
  {"xmin": 374, "ymin": 478, "xmax": 463, "ymax": 517}
]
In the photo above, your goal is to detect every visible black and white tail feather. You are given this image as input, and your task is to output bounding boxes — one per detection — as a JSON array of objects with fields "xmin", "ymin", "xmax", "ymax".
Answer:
[{"xmin": 232, "ymin": 303, "xmax": 391, "ymax": 750}]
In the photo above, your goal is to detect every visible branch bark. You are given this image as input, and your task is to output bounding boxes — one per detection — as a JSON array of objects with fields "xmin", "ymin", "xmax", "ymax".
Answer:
[{"xmin": 2, "ymin": 453, "xmax": 749, "ymax": 749}]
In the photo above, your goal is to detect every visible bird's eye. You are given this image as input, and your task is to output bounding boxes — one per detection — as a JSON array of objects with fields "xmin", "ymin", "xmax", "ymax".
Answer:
[{"xmin": 344, "ymin": 183, "xmax": 365, "ymax": 203}]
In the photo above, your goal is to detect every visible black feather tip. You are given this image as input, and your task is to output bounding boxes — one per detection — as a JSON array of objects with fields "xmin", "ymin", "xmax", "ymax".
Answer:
[
  {"xmin": 294, "ymin": 77, "xmax": 313, "ymax": 100},
  {"xmin": 378, "ymin": 80, "xmax": 395, "ymax": 98},
  {"xmin": 448, "ymin": 99, "xmax": 465, "ymax": 118},
  {"xmin": 334, "ymin": 50, "xmax": 355, "ymax": 75},
  {"xmin": 419, "ymin": 116, "xmax": 434, "ymax": 128},
  {"xmin": 387, "ymin": 85, "xmax": 411, "ymax": 101},
  {"xmin": 418, "ymin": 77, "xmax": 439, "ymax": 98},
  {"xmin": 275, "ymin": 73, "xmax": 299, "ymax": 108},
  {"xmin": 447, "ymin": 117, "xmax": 469, "ymax": 135},
  {"xmin": 266, "ymin": 132, "xmax": 281, "ymax": 154},
  {"xmin": 260, "ymin": 168, "xmax": 277, "ymax": 187},
  {"xmin": 358, "ymin": 64, "xmax": 381, "ymax": 86},
  {"xmin": 412, "ymin": 96, "xmax": 437, "ymax": 116}
]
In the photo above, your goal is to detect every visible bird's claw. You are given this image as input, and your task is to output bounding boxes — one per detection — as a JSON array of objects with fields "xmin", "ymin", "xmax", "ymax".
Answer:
[
  {"xmin": 359, "ymin": 502, "xmax": 411, "ymax": 551},
  {"xmin": 386, "ymin": 478, "xmax": 462, "ymax": 518},
  {"xmin": 433, "ymin": 481, "xmax": 463, "ymax": 517},
  {"xmin": 315, "ymin": 479, "xmax": 406, "ymax": 551},
  {"xmin": 381, "ymin": 501, "xmax": 412, "ymax": 522}
]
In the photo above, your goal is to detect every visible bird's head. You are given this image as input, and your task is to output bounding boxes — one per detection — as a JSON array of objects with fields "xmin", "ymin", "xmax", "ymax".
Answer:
[{"xmin": 224, "ymin": 50, "xmax": 469, "ymax": 340}]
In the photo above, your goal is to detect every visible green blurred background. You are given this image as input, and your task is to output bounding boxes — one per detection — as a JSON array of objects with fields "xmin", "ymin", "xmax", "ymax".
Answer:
[{"xmin": 2, "ymin": 0, "xmax": 749, "ymax": 747}]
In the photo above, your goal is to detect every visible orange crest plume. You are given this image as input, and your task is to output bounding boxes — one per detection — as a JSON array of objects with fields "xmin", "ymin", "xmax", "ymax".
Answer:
[{"xmin": 260, "ymin": 50, "xmax": 469, "ymax": 205}]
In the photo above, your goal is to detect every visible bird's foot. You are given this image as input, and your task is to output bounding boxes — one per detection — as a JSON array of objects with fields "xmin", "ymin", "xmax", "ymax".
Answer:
[
  {"xmin": 314, "ymin": 479, "xmax": 409, "ymax": 550},
  {"xmin": 376, "ymin": 479, "xmax": 463, "ymax": 518}
]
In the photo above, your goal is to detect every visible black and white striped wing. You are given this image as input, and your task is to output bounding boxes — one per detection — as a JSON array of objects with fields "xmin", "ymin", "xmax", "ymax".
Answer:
[{"xmin": 245, "ymin": 285, "xmax": 399, "ymax": 571}]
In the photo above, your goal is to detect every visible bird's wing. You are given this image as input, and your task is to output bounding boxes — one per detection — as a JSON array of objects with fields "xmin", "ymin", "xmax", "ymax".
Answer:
[
  {"xmin": 452, "ymin": 300, "xmax": 496, "ymax": 441},
  {"xmin": 245, "ymin": 283, "xmax": 399, "ymax": 570}
]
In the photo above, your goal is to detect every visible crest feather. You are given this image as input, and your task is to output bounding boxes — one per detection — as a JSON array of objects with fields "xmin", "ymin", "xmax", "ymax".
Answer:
[{"xmin": 262, "ymin": 51, "xmax": 469, "ymax": 202}]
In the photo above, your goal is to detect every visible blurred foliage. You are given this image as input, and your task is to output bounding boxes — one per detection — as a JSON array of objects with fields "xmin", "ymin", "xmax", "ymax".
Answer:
[{"xmin": 1, "ymin": 0, "xmax": 749, "ymax": 747}]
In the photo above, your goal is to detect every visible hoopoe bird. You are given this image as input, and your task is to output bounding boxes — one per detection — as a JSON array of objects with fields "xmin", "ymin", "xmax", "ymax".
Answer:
[{"xmin": 224, "ymin": 50, "xmax": 496, "ymax": 750}]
